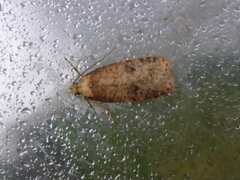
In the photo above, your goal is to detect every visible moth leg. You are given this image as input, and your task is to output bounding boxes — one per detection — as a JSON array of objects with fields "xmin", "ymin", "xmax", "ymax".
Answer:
[
  {"xmin": 84, "ymin": 97, "xmax": 97, "ymax": 116},
  {"xmin": 85, "ymin": 97, "xmax": 113, "ymax": 120}
]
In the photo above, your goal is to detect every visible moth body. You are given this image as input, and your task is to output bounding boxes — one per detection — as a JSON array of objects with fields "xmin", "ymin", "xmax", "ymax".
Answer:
[{"xmin": 69, "ymin": 57, "xmax": 175, "ymax": 103}]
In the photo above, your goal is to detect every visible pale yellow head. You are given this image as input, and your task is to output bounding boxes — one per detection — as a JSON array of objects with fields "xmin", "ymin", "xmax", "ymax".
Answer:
[{"xmin": 69, "ymin": 75, "xmax": 94, "ymax": 98}]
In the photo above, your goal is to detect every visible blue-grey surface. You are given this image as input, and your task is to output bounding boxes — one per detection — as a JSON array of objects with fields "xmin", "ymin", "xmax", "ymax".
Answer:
[{"xmin": 0, "ymin": 0, "xmax": 240, "ymax": 179}]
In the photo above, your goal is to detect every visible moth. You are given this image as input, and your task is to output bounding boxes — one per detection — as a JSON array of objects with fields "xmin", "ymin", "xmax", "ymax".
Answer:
[{"xmin": 65, "ymin": 49, "xmax": 175, "ymax": 119}]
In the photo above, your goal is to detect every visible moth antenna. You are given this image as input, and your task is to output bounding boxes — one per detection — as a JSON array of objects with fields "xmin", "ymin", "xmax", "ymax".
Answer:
[
  {"xmin": 64, "ymin": 57, "xmax": 83, "ymax": 84},
  {"xmin": 81, "ymin": 47, "xmax": 116, "ymax": 76},
  {"xmin": 65, "ymin": 47, "xmax": 115, "ymax": 84},
  {"xmin": 85, "ymin": 97, "xmax": 113, "ymax": 121},
  {"xmin": 64, "ymin": 57, "xmax": 82, "ymax": 76}
]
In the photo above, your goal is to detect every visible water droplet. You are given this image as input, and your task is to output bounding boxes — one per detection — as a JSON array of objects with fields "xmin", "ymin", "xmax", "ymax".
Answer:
[
  {"xmin": 95, "ymin": 15, "xmax": 101, "ymax": 21},
  {"xmin": 134, "ymin": 2, "xmax": 139, "ymax": 7},
  {"xmin": 21, "ymin": 107, "xmax": 31, "ymax": 115},
  {"xmin": 11, "ymin": 81, "xmax": 17, "ymax": 86},
  {"xmin": 21, "ymin": 1, "xmax": 31, "ymax": 8},
  {"xmin": 0, "ymin": 121, "xmax": 5, "ymax": 129},
  {"xmin": 19, "ymin": 150, "xmax": 29, "ymax": 157},
  {"xmin": 31, "ymin": 102, "xmax": 36, "ymax": 112},
  {"xmin": 88, "ymin": 5, "xmax": 93, "ymax": 10},
  {"xmin": 45, "ymin": 97, "xmax": 52, "ymax": 102},
  {"xmin": 22, "ymin": 72, "xmax": 28, "ymax": 78},
  {"xmin": 0, "ymin": 2, "xmax": 3, "ymax": 11},
  {"xmin": 23, "ymin": 41, "xmax": 33, "ymax": 47},
  {"xmin": 9, "ymin": 54, "xmax": 15, "ymax": 62},
  {"xmin": 40, "ymin": 35, "xmax": 47, "ymax": 42},
  {"xmin": 2, "ymin": 68, "xmax": 7, "ymax": 75},
  {"xmin": 73, "ymin": 33, "xmax": 84, "ymax": 40}
]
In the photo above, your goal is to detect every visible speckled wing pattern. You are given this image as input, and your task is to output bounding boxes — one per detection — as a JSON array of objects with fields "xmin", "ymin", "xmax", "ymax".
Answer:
[{"xmin": 81, "ymin": 57, "xmax": 175, "ymax": 103}]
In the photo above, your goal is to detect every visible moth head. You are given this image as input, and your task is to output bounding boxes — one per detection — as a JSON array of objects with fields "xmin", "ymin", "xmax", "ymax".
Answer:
[{"xmin": 69, "ymin": 83, "xmax": 79, "ymax": 94}]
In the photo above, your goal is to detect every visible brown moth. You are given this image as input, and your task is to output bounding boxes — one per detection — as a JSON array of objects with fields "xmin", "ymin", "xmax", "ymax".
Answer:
[{"xmin": 65, "ymin": 53, "xmax": 175, "ymax": 119}]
